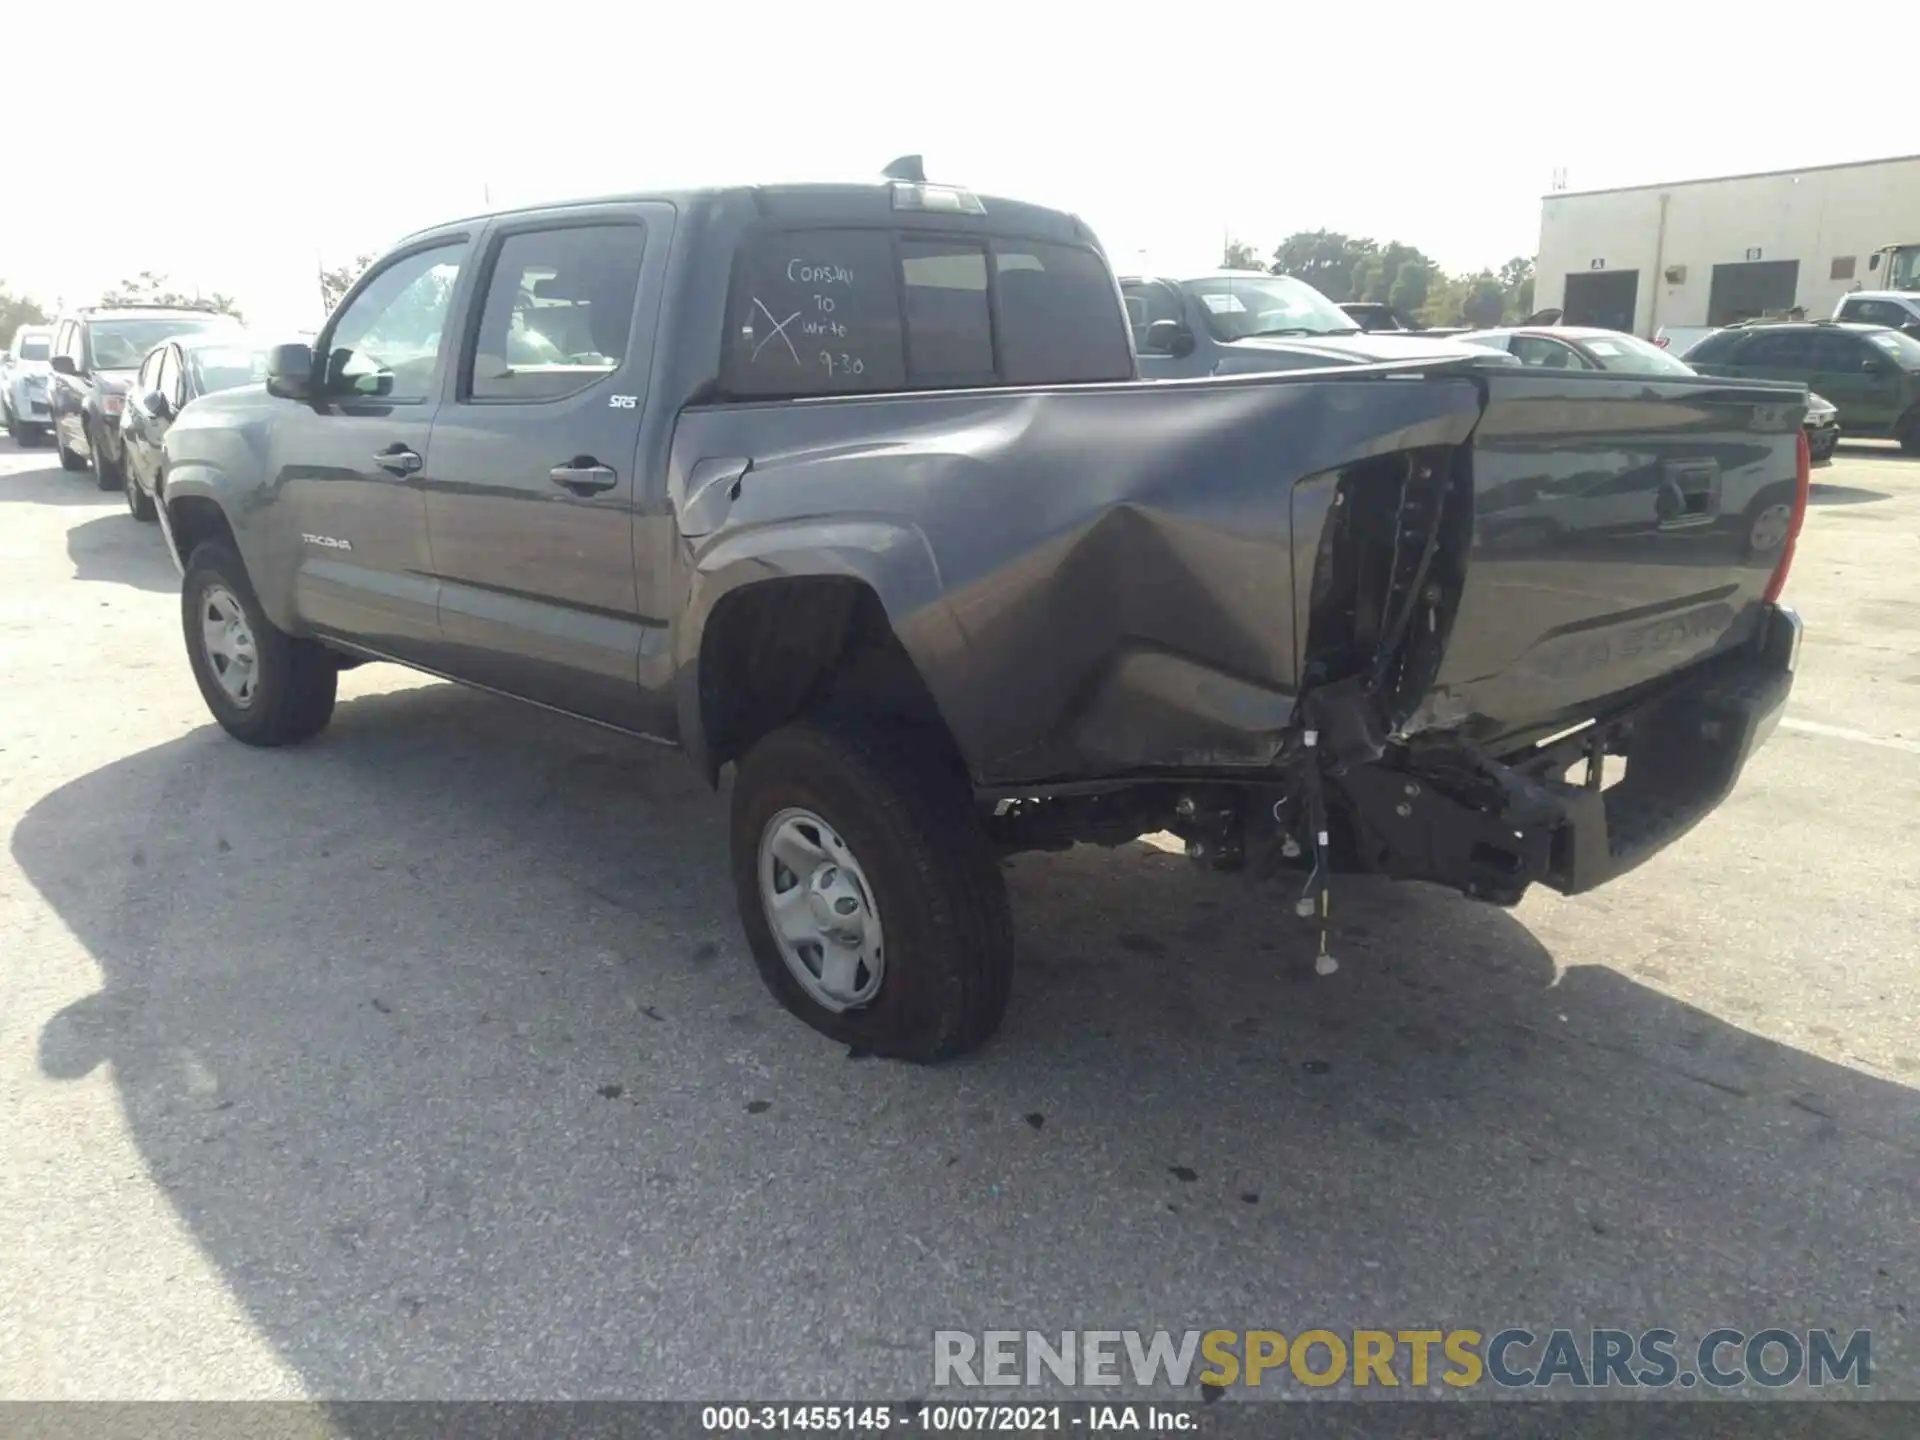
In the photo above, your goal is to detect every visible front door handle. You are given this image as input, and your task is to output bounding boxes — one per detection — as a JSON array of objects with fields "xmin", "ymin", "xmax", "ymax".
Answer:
[
  {"xmin": 375, "ymin": 446, "xmax": 423, "ymax": 477},
  {"xmin": 550, "ymin": 458, "xmax": 618, "ymax": 496}
]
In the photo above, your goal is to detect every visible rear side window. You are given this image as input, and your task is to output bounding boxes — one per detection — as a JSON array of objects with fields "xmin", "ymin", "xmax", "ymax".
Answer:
[
  {"xmin": 1736, "ymin": 332, "xmax": 1814, "ymax": 368},
  {"xmin": 724, "ymin": 229, "xmax": 1130, "ymax": 397},
  {"xmin": 469, "ymin": 223, "xmax": 646, "ymax": 401},
  {"xmin": 1684, "ymin": 329, "xmax": 1739, "ymax": 362}
]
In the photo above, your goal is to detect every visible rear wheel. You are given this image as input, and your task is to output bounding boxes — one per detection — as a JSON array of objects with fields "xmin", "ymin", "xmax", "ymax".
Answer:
[
  {"xmin": 92, "ymin": 424, "xmax": 124, "ymax": 492},
  {"xmin": 56, "ymin": 425, "xmax": 87, "ymax": 471},
  {"xmin": 182, "ymin": 541, "xmax": 338, "ymax": 746},
  {"xmin": 729, "ymin": 716, "xmax": 1013, "ymax": 1062},
  {"xmin": 124, "ymin": 452, "xmax": 156, "ymax": 521}
]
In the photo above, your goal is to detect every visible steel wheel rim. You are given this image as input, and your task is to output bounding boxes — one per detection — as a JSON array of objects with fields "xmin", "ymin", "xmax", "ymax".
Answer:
[
  {"xmin": 756, "ymin": 807, "xmax": 885, "ymax": 1011},
  {"xmin": 1749, "ymin": 503, "xmax": 1792, "ymax": 554},
  {"xmin": 198, "ymin": 584, "xmax": 259, "ymax": 707}
]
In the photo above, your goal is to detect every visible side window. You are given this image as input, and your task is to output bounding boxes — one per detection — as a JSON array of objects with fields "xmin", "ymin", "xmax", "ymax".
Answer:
[
  {"xmin": 58, "ymin": 321, "xmax": 81, "ymax": 366},
  {"xmin": 725, "ymin": 229, "xmax": 907, "ymax": 396},
  {"xmin": 1862, "ymin": 301, "xmax": 1909, "ymax": 328},
  {"xmin": 137, "ymin": 349, "xmax": 162, "ymax": 392},
  {"xmin": 156, "ymin": 346, "xmax": 184, "ymax": 406},
  {"xmin": 469, "ymin": 223, "xmax": 645, "ymax": 402},
  {"xmin": 1835, "ymin": 297, "xmax": 1870, "ymax": 323},
  {"xmin": 901, "ymin": 239, "xmax": 993, "ymax": 384},
  {"xmin": 1809, "ymin": 333, "xmax": 1865, "ymax": 371},
  {"xmin": 1736, "ymin": 332, "xmax": 1812, "ymax": 368},
  {"xmin": 993, "ymin": 241, "xmax": 1133, "ymax": 383},
  {"xmin": 325, "ymin": 241, "xmax": 469, "ymax": 403},
  {"xmin": 1511, "ymin": 336, "xmax": 1589, "ymax": 370}
]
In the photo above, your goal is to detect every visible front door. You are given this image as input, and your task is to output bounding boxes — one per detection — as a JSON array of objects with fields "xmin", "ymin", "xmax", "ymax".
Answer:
[
  {"xmin": 49, "ymin": 320, "xmax": 85, "ymax": 454},
  {"xmin": 1808, "ymin": 330, "xmax": 1906, "ymax": 435},
  {"xmin": 274, "ymin": 238, "xmax": 471, "ymax": 660},
  {"xmin": 422, "ymin": 206, "xmax": 670, "ymax": 730}
]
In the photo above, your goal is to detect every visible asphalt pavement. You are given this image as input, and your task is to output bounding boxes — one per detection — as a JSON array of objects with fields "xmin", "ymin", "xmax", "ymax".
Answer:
[{"xmin": 1, "ymin": 436, "xmax": 1916, "ymax": 1401}]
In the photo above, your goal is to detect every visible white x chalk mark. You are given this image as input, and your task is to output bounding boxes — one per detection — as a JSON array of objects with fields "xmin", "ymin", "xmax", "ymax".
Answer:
[{"xmin": 751, "ymin": 298, "xmax": 802, "ymax": 365}]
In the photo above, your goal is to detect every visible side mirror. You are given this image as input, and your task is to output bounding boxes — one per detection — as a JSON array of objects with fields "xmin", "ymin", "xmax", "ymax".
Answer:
[
  {"xmin": 1145, "ymin": 319, "xmax": 1196, "ymax": 358},
  {"xmin": 143, "ymin": 390, "xmax": 173, "ymax": 421},
  {"xmin": 50, "ymin": 354, "xmax": 77, "ymax": 377},
  {"xmin": 265, "ymin": 342, "xmax": 315, "ymax": 400}
]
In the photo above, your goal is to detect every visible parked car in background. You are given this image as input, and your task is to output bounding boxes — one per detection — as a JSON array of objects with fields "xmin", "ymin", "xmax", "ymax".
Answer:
[
  {"xmin": 1831, "ymin": 291, "xmax": 1920, "ymax": 336},
  {"xmin": 1456, "ymin": 325, "xmax": 1700, "ymax": 375},
  {"xmin": 47, "ymin": 306, "xmax": 244, "ymax": 488},
  {"xmin": 1122, "ymin": 271, "xmax": 1507, "ymax": 375},
  {"xmin": 1463, "ymin": 325, "xmax": 1840, "ymax": 464},
  {"xmin": 119, "ymin": 334, "xmax": 268, "ymax": 521},
  {"xmin": 1653, "ymin": 324, "xmax": 1720, "ymax": 357},
  {"xmin": 1687, "ymin": 320, "xmax": 1920, "ymax": 453},
  {"xmin": 1339, "ymin": 302, "xmax": 1419, "ymax": 332},
  {"xmin": 2, "ymin": 324, "xmax": 54, "ymax": 444}
]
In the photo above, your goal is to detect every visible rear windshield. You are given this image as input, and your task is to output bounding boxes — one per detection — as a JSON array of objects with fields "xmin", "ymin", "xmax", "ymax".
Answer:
[
  {"xmin": 724, "ymin": 228, "xmax": 1132, "ymax": 398},
  {"xmin": 18, "ymin": 336, "xmax": 49, "ymax": 361}
]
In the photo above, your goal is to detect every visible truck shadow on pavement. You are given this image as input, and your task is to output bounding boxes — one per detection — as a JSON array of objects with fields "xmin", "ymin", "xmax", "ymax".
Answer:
[{"xmin": 14, "ymin": 681, "xmax": 1919, "ymax": 1400}]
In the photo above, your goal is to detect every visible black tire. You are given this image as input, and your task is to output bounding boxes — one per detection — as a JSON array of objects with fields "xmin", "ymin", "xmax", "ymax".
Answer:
[
  {"xmin": 125, "ymin": 456, "xmax": 156, "ymax": 521},
  {"xmin": 730, "ymin": 717, "xmax": 1013, "ymax": 1062},
  {"xmin": 56, "ymin": 426, "xmax": 87, "ymax": 471},
  {"xmin": 21, "ymin": 423, "xmax": 47, "ymax": 446},
  {"xmin": 182, "ymin": 541, "xmax": 338, "ymax": 746},
  {"xmin": 1901, "ymin": 428, "xmax": 1920, "ymax": 457},
  {"xmin": 92, "ymin": 424, "xmax": 124, "ymax": 492}
]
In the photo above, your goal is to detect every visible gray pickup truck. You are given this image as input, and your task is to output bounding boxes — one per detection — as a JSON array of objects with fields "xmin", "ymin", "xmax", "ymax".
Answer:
[{"xmin": 158, "ymin": 176, "xmax": 1808, "ymax": 1061}]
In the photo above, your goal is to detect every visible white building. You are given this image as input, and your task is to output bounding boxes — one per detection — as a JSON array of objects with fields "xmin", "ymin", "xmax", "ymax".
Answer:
[{"xmin": 1534, "ymin": 153, "xmax": 1920, "ymax": 337}]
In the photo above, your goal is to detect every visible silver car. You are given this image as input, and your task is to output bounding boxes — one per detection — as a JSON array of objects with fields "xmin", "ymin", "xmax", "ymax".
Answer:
[{"xmin": 1, "ymin": 323, "xmax": 54, "ymax": 444}]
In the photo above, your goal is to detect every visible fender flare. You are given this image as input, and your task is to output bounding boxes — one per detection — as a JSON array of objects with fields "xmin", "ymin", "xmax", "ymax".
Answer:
[{"xmin": 673, "ymin": 517, "xmax": 975, "ymax": 783}]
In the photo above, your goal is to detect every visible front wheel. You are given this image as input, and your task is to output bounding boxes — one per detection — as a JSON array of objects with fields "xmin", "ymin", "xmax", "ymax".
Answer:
[
  {"xmin": 729, "ymin": 717, "xmax": 1013, "ymax": 1062},
  {"xmin": 182, "ymin": 541, "xmax": 338, "ymax": 746}
]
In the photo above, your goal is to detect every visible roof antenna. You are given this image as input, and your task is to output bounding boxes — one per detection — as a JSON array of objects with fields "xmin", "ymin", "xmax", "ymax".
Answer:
[{"xmin": 881, "ymin": 154, "xmax": 926, "ymax": 183}]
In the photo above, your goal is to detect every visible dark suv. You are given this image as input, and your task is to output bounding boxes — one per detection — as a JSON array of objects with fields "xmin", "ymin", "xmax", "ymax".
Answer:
[
  {"xmin": 1687, "ymin": 320, "xmax": 1920, "ymax": 453},
  {"xmin": 47, "ymin": 306, "xmax": 243, "ymax": 487}
]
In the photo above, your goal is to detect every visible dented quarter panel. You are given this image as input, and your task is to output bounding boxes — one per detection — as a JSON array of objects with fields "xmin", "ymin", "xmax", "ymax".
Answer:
[{"xmin": 671, "ymin": 369, "xmax": 1484, "ymax": 785}]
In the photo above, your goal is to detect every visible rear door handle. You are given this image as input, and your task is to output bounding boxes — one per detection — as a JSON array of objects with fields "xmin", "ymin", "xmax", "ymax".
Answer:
[
  {"xmin": 550, "ymin": 458, "xmax": 618, "ymax": 495},
  {"xmin": 375, "ymin": 446, "xmax": 422, "ymax": 477}
]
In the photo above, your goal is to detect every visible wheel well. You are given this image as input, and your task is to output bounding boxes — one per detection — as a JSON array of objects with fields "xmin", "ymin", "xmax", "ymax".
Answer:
[
  {"xmin": 167, "ymin": 496, "xmax": 239, "ymax": 566},
  {"xmin": 699, "ymin": 578, "xmax": 956, "ymax": 774}
]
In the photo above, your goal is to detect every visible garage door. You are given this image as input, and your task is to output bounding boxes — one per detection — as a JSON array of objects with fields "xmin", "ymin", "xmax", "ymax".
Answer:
[
  {"xmin": 1707, "ymin": 260, "xmax": 1800, "ymax": 326},
  {"xmin": 1562, "ymin": 270, "xmax": 1638, "ymax": 332}
]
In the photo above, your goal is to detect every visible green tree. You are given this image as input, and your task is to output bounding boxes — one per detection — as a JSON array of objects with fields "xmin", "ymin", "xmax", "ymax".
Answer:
[
  {"xmin": 1388, "ymin": 259, "xmax": 1432, "ymax": 317},
  {"xmin": 1460, "ymin": 272, "xmax": 1508, "ymax": 328},
  {"xmin": 99, "ymin": 270, "xmax": 244, "ymax": 322},
  {"xmin": 1497, "ymin": 256, "xmax": 1536, "ymax": 319},
  {"xmin": 1271, "ymin": 231, "xmax": 1376, "ymax": 302},
  {"xmin": 1221, "ymin": 239, "xmax": 1266, "ymax": 272},
  {"xmin": 0, "ymin": 282, "xmax": 50, "ymax": 341},
  {"xmin": 319, "ymin": 253, "xmax": 377, "ymax": 315}
]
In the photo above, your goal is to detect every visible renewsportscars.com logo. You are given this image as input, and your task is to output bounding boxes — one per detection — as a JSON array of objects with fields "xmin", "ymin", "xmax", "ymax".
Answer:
[{"xmin": 933, "ymin": 1328, "xmax": 1872, "ymax": 1391}]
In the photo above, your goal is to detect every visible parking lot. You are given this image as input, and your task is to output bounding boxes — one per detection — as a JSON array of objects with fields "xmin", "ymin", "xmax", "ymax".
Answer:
[{"xmin": 1, "ymin": 436, "xmax": 1916, "ymax": 1400}]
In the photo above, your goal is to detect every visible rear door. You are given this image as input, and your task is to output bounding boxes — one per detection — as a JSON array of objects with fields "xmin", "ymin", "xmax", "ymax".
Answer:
[
  {"xmin": 272, "ymin": 237, "xmax": 471, "ymax": 659},
  {"xmin": 50, "ymin": 320, "xmax": 84, "ymax": 452},
  {"xmin": 421, "ymin": 204, "xmax": 670, "ymax": 729}
]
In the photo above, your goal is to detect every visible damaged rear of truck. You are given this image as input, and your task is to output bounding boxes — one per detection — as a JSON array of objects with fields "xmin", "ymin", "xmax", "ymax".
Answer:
[{"xmin": 682, "ymin": 350, "xmax": 1806, "ymax": 996}]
